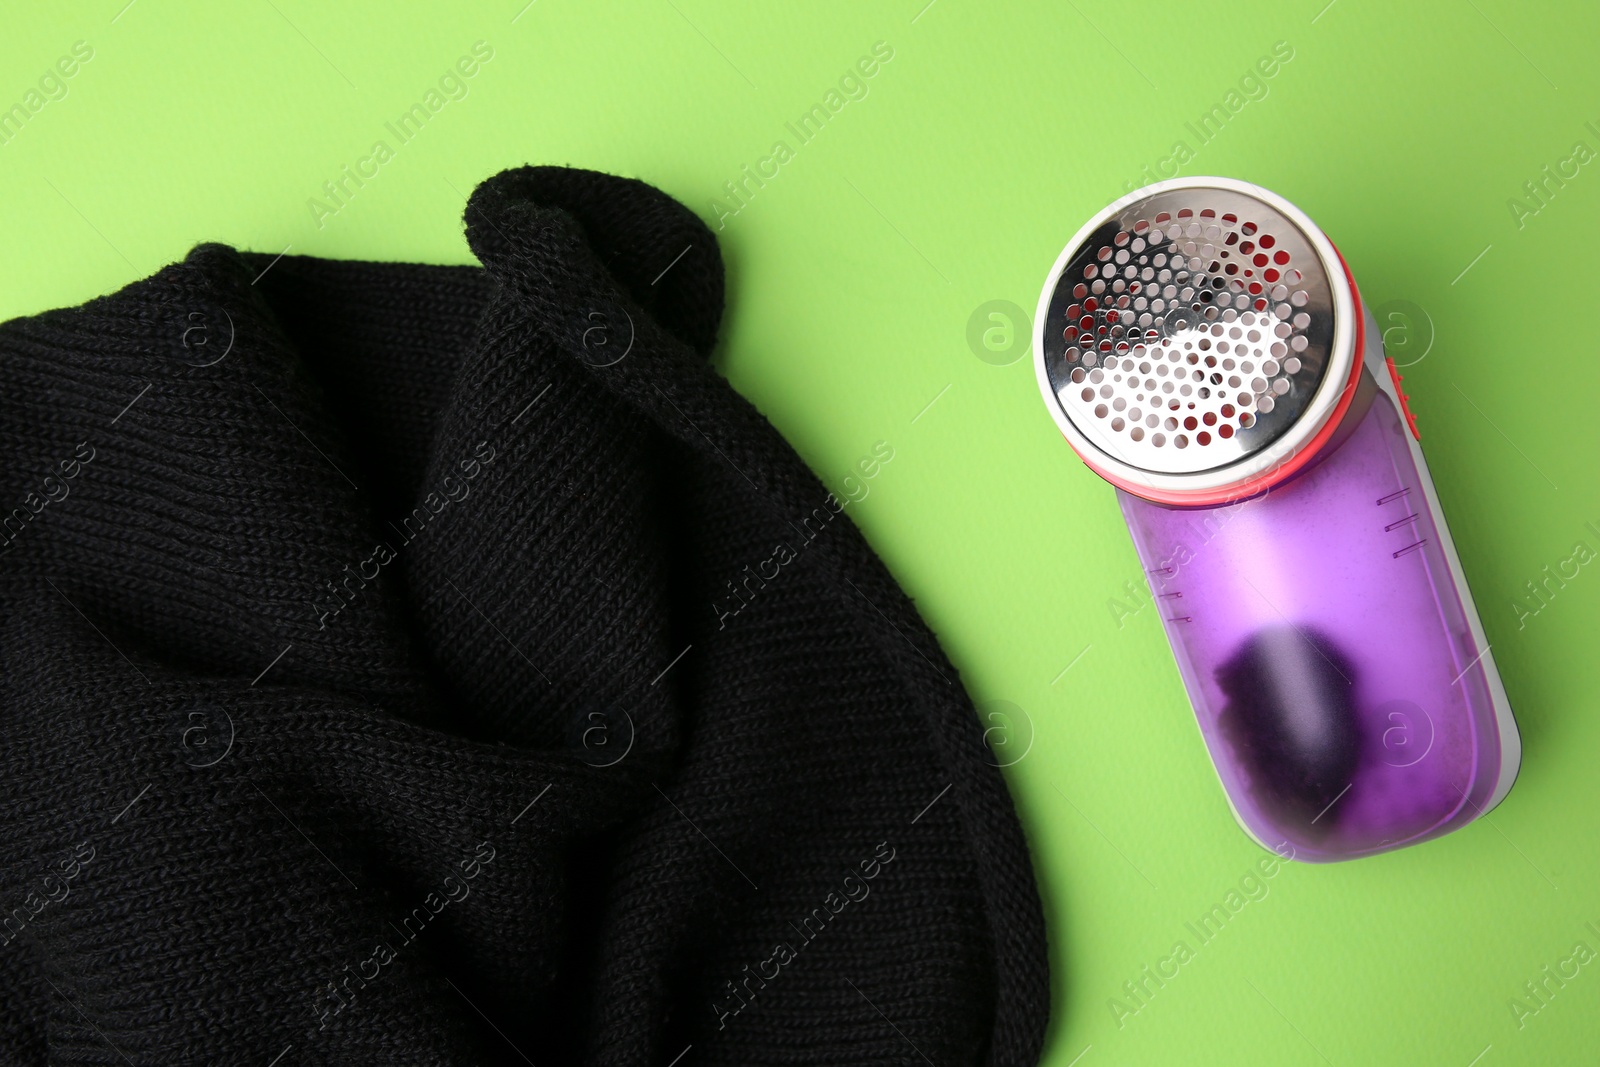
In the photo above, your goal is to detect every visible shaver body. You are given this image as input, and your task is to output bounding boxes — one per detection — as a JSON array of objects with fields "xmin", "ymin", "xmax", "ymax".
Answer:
[
  {"xmin": 1118, "ymin": 310, "xmax": 1518, "ymax": 860},
  {"xmin": 1035, "ymin": 177, "xmax": 1519, "ymax": 860}
]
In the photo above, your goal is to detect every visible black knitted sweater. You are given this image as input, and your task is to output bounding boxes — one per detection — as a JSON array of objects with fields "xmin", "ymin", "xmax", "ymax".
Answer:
[{"xmin": 0, "ymin": 166, "xmax": 1048, "ymax": 1066}]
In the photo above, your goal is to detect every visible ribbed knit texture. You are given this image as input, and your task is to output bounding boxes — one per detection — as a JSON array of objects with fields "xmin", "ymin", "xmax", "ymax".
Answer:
[{"xmin": 0, "ymin": 165, "xmax": 1049, "ymax": 1066}]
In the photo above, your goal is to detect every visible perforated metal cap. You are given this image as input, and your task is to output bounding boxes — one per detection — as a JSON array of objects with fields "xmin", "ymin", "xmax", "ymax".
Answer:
[{"xmin": 1034, "ymin": 178, "xmax": 1359, "ymax": 503}]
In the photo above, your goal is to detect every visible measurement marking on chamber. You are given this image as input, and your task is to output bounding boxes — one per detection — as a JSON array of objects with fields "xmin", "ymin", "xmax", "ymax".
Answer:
[
  {"xmin": 1157, "ymin": 591, "xmax": 1183, "ymax": 599},
  {"xmin": 1166, "ymin": 615, "xmax": 1192, "ymax": 623},
  {"xmin": 1377, "ymin": 488, "xmax": 1411, "ymax": 506},
  {"xmin": 1393, "ymin": 539, "xmax": 1428, "ymax": 559},
  {"xmin": 1384, "ymin": 513, "xmax": 1419, "ymax": 532}
]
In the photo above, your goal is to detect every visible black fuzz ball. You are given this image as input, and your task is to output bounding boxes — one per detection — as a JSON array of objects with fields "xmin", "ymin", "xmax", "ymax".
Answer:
[{"xmin": 1215, "ymin": 625, "xmax": 1361, "ymax": 839}]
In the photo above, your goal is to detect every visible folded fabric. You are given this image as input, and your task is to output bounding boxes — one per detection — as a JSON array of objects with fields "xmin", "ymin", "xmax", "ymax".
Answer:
[{"xmin": 0, "ymin": 165, "xmax": 1048, "ymax": 1065}]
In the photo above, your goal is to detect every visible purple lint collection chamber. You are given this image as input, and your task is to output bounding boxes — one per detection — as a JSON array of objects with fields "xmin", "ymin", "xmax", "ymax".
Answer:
[{"xmin": 1032, "ymin": 178, "xmax": 1519, "ymax": 861}]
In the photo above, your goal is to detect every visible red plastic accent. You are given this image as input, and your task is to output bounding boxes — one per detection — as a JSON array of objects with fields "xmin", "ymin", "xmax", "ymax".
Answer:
[
  {"xmin": 1070, "ymin": 247, "xmax": 1369, "ymax": 506},
  {"xmin": 1385, "ymin": 354, "xmax": 1422, "ymax": 441}
]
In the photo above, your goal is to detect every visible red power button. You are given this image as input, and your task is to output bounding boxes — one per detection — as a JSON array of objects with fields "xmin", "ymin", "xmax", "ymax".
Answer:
[{"xmin": 1384, "ymin": 356, "xmax": 1421, "ymax": 441}]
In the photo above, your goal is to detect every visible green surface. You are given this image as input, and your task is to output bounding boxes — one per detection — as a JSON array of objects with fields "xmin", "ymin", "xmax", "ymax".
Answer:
[{"xmin": 4, "ymin": 1, "xmax": 1598, "ymax": 1063}]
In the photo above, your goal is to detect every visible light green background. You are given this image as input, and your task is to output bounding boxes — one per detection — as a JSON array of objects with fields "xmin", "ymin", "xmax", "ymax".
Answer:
[{"xmin": 4, "ymin": 2, "xmax": 1597, "ymax": 1063}]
